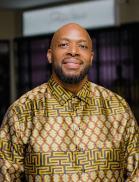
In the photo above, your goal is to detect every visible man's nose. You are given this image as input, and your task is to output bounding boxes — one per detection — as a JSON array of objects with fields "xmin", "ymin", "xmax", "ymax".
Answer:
[{"xmin": 68, "ymin": 44, "xmax": 79, "ymax": 56}]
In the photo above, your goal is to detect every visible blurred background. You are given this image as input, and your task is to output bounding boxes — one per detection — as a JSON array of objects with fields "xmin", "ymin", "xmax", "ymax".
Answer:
[{"xmin": 0, "ymin": 0, "xmax": 139, "ymax": 124}]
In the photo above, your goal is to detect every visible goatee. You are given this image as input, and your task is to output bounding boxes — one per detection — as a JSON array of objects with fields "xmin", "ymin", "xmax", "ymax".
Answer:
[{"xmin": 53, "ymin": 64, "xmax": 91, "ymax": 84}]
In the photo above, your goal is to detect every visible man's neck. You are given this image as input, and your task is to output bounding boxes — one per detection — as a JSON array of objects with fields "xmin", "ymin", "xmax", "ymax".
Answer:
[{"xmin": 52, "ymin": 74, "xmax": 88, "ymax": 94}]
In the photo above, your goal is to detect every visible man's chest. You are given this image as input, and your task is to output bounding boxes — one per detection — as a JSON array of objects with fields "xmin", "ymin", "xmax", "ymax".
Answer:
[{"xmin": 22, "ymin": 115, "xmax": 127, "ymax": 181}]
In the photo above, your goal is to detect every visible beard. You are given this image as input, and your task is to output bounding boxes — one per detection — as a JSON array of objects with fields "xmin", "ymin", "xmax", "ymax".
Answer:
[{"xmin": 52, "ymin": 62, "xmax": 91, "ymax": 84}]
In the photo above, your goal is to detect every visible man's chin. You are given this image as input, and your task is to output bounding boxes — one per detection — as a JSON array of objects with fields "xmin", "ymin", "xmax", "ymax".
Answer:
[
  {"xmin": 53, "ymin": 65, "xmax": 90, "ymax": 84},
  {"xmin": 59, "ymin": 75, "xmax": 84, "ymax": 84},
  {"xmin": 63, "ymin": 73, "xmax": 80, "ymax": 79}
]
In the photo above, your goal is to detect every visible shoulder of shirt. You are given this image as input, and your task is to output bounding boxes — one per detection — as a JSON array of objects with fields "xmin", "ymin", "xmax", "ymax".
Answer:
[
  {"xmin": 88, "ymin": 81, "xmax": 127, "ymax": 105},
  {"xmin": 10, "ymin": 82, "xmax": 49, "ymax": 109},
  {"xmin": 9, "ymin": 81, "xmax": 128, "ymax": 111}
]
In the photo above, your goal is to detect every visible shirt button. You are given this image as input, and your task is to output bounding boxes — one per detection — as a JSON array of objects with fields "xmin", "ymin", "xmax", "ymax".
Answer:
[
  {"xmin": 73, "ymin": 107, "xmax": 77, "ymax": 111},
  {"xmin": 60, "ymin": 100, "xmax": 65, "ymax": 105},
  {"xmin": 80, "ymin": 148, "xmax": 84, "ymax": 151},
  {"xmin": 83, "ymin": 168, "xmax": 85, "ymax": 173},
  {"xmin": 77, "ymin": 127, "xmax": 80, "ymax": 131}
]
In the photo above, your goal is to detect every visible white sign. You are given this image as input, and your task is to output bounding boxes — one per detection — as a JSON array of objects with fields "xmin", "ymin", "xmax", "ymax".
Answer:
[{"xmin": 23, "ymin": 0, "xmax": 118, "ymax": 36}]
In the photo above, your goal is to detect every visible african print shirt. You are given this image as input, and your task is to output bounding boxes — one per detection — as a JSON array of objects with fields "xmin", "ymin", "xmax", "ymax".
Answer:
[{"xmin": 0, "ymin": 78, "xmax": 139, "ymax": 182}]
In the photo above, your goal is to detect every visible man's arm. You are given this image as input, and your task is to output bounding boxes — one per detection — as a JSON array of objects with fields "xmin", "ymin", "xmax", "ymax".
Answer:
[
  {"xmin": 125, "ymin": 109, "xmax": 139, "ymax": 181},
  {"xmin": 0, "ymin": 107, "xmax": 25, "ymax": 181}
]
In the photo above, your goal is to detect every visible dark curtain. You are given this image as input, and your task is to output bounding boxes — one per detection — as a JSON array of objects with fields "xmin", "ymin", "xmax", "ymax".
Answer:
[
  {"xmin": 0, "ymin": 40, "xmax": 10, "ymax": 123},
  {"xmin": 15, "ymin": 36, "xmax": 52, "ymax": 95}
]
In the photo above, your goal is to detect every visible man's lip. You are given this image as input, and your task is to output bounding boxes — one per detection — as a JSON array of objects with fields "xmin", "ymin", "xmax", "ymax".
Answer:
[
  {"xmin": 63, "ymin": 58, "xmax": 82, "ymax": 64},
  {"xmin": 62, "ymin": 58, "xmax": 82, "ymax": 69},
  {"xmin": 63, "ymin": 62, "xmax": 81, "ymax": 69}
]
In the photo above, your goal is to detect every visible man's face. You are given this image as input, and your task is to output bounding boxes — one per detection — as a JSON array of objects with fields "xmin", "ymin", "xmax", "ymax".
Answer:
[{"xmin": 47, "ymin": 24, "xmax": 94, "ymax": 84}]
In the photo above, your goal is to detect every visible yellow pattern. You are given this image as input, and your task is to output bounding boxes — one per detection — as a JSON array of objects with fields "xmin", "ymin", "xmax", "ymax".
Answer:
[
  {"xmin": 0, "ymin": 78, "xmax": 139, "ymax": 181},
  {"xmin": 24, "ymin": 149, "xmax": 124, "ymax": 175}
]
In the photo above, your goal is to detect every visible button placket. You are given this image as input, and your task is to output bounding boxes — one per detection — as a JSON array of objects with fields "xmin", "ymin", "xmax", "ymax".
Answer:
[
  {"xmin": 70, "ymin": 96, "xmax": 86, "ymax": 172},
  {"xmin": 72, "ymin": 96, "xmax": 79, "ymax": 111}
]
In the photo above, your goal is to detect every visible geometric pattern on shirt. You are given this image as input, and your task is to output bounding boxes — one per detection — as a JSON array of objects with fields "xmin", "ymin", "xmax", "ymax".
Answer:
[
  {"xmin": 47, "ymin": 78, "xmax": 126, "ymax": 115},
  {"xmin": 12, "ymin": 78, "xmax": 126, "ymax": 118},
  {"xmin": 24, "ymin": 148, "xmax": 124, "ymax": 175},
  {"xmin": 15, "ymin": 96, "xmax": 126, "ymax": 117},
  {"xmin": 0, "ymin": 78, "xmax": 139, "ymax": 181},
  {"xmin": 14, "ymin": 78, "xmax": 126, "ymax": 117}
]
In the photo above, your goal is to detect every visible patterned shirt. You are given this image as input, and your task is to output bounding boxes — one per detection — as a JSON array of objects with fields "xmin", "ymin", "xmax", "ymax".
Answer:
[{"xmin": 0, "ymin": 78, "xmax": 139, "ymax": 182}]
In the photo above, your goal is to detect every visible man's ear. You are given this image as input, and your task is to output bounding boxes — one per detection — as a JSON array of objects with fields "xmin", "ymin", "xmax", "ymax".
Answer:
[
  {"xmin": 47, "ymin": 49, "xmax": 52, "ymax": 64},
  {"xmin": 91, "ymin": 51, "xmax": 94, "ymax": 64}
]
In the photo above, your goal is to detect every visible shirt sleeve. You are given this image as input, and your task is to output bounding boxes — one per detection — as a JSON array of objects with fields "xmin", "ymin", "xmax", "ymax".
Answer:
[
  {"xmin": 0, "ymin": 106, "xmax": 25, "ymax": 182},
  {"xmin": 125, "ymin": 108, "xmax": 139, "ymax": 181}
]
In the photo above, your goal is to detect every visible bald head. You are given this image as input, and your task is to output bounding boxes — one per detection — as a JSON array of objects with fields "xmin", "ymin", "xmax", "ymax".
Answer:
[{"xmin": 50, "ymin": 23, "xmax": 93, "ymax": 49}]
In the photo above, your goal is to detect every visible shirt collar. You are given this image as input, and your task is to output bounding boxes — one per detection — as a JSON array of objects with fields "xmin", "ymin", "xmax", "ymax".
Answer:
[
  {"xmin": 76, "ymin": 80, "xmax": 92, "ymax": 105},
  {"xmin": 48, "ymin": 77, "xmax": 92, "ymax": 106}
]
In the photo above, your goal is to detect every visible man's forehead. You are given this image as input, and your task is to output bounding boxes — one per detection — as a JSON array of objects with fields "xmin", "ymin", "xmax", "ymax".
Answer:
[{"xmin": 56, "ymin": 29, "xmax": 90, "ymax": 41}]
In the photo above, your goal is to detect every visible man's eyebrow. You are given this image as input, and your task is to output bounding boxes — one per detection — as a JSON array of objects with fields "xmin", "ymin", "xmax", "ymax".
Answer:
[
  {"xmin": 57, "ymin": 38, "xmax": 88, "ymax": 43},
  {"xmin": 77, "ymin": 39, "xmax": 88, "ymax": 43},
  {"xmin": 57, "ymin": 38, "xmax": 70, "ymax": 42}
]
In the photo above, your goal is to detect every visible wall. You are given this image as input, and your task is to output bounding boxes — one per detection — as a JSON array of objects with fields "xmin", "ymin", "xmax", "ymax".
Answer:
[
  {"xmin": 0, "ymin": 10, "xmax": 22, "ymax": 104},
  {"xmin": 119, "ymin": 0, "xmax": 139, "ymax": 24},
  {"xmin": 0, "ymin": 0, "xmax": 139, "ymax": 39},
  {"xmin": 0, "ymin": 10, "xmax": 22, "ymax": 39}
]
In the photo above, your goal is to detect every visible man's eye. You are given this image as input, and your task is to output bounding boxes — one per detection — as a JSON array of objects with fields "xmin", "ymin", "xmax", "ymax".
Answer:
[
  {"xmin": 79, "ymin": 44, "xmax": 88, "ymax": 49},
  {"xmin": 58, "ymin": 43, "xmax": 68, "ymax": 48}
]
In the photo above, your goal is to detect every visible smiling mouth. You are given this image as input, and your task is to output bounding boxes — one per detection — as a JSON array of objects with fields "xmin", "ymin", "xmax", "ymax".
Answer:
[
  {"xmin": 64, "ymin": 62, "xmax": 80, "ymax": 68},
  {"xmin": 63, "ymin": 58, "xmax": 82, "ymax": 69}
]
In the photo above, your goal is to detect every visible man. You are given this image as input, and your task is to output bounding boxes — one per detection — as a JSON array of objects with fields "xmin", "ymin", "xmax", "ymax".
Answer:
[{"xmin": 0, "ymin": 23, "xmax": 139, "ymax": 181}]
